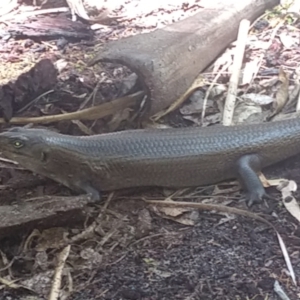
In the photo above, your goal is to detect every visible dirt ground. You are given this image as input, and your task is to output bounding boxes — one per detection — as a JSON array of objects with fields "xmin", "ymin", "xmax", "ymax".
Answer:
[{"xmin": 0, "ymin": 0, "xmax": 300, "ymax": 299}]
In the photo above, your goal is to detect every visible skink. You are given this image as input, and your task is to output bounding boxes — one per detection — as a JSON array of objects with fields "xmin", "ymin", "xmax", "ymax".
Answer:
[{"xmin": 0, "ymin": 117, "xmax": 300, "ymax": 206}]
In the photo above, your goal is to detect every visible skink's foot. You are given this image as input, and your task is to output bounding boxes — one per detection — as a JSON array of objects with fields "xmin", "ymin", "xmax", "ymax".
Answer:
[
  {"xmin": 236, "ymin": 154, "xmax": 273, "ymax": 207},
  {"xmin": 82, "ymin": 184, "xmax": 101, "ymax": 202},
  {"xmin": 246, "ymin": 187, "xmax": 272, "ymax": 207},
  {"xmin": 87, "ymin": 192, "xmax": 101, "ymax": 202}
]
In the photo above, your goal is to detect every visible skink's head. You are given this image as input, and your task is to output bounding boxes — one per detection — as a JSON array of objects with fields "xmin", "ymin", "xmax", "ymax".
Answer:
[
  {"xmin": 0, "ymin": 127, "xmax": 53, "ymax": 167},
  {"xmin": 0, "ymin": 127, "xmax": 91, "ymax": 194}
]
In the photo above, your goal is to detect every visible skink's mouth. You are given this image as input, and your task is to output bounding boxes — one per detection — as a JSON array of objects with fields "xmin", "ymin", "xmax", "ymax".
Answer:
[{"xmin": 0, "ymin": 148, "xmax": 29, "ymax": 161}]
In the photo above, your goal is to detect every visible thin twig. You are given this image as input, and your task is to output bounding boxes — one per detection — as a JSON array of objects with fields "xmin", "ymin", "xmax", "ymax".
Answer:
[
  {"xmin": 0, "ymin": 91, "xmax": 144, "ymax": 125},
  {"xmin": 48, "ymin": 245, "xmax": 71, "ymax": 300},
  {"xmin": 223, "ymin": 19, "xmax": 250, "ymax": 126}
]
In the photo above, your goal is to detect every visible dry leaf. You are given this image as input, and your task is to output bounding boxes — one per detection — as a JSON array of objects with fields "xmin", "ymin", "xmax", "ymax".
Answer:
[
  {"xmin": 232, "ymin": 101, "xmax": 262, "ymax": 124},
  {"xmin": 269, "ymin": 67, "xmax": 289, "ymax": 118},
  {"xmin": 241, "ymin": 93, "xmax": 274, "ymax": 106},
  {"xmin": 260, "ymin": 77, "xmax": 278, "ymax": 88},
  {"xmin": 136, "ymin": 208, "xmax": 153, "ymax": 235},
  {"xmin": 283, "ymin": 196, "xmax": 300, "ymax": 223},
  {"xmin": 289, "ymin": 84, "xmax": 300, "ymax": 104},
  {"xmin": 107, "ymin": 107, "xmax": 132, "ymax": 131},
  {"xmin": 209, "ymin": 85, "xmax": 227, "ymax": 98},
  {"xmin": 35, "ymin": 228, "xmax": 68, "ymax": 251},
  {"xmin": 259, "ymin": 176, "xmax": 298, "ymax": 286},
  {"xmin": 54, "ymin": 59, "xmax": 68, "ymax": 73},
  {"xmin": 152, "ymin": 74, "xmax": 207, "ymax": 120},
  {"xmin": 151, "ymin": 269, "xmax": 172, "ymax": 278},
  {"xmin": 34, "ymin": 251, "xmax": 49, "ymax": 270},
  {"xmin": 242, "ymin": 59, "xmax": 260, "ymax": 85},
  {"xmin": 80, "ymin": 248, "xmax": 103, "ymax": 265},
  {"xmin": 279, "ymin": 32, "xmax": 297, "ymax": 49},
  {"xmin": 278, "ymin": 180, "xmax": 300, "ymax": 223},
  {"xmin": 117, "ymin": 73, "xmax": 139, "ymax": 96},
  {"xmin": 20, "ymin": 270, "xmax": 54, "ymax": 297},
  {"xmin": 158, "ymin": 206, "xmax": 192, "ymax": 217},
  {"xmin": 180, "ymin": 90, "xmax": 206, "ymax": 115},
  {"xmin": 151, "ymin": 202, "xmax": 195, "ymax": 226},
  {"xmin": 201, "ymin": 113, "xmax": 222, "ymax": 127},
  {"xmin": 167, "ymin": 215, "xmax": 195, "ymax": 226},
  {"xmin": 263, "ymin": 178, "xmax": 288, "ymax": 188},
  {"xmin": 212, "ymin": 184, "xmax": 240, "ymax": 196},
  {"xmin": 213, "ymin": 49, "xmax": 233, "ymax": 73}
]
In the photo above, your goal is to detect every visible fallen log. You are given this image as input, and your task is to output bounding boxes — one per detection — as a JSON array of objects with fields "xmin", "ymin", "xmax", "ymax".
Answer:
[
  {"xmin": 5, "ymin": 15, "xmax": 94, "ymax": 40},
  {"xmin": 0, "ymin": 195, "xmax": 93, "ymax": 239},
  {"xmin": 89, "ymin": 0, "xmax": 280, "ymax": 117}
]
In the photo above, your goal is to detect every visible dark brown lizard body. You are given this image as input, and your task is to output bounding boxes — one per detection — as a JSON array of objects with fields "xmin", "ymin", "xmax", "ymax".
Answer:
[{"xmin": 1, "ymin": 118, "xmax": 300, "ymax": 205}]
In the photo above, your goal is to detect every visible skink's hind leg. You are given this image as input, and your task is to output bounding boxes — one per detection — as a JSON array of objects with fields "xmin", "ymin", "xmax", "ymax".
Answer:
[{"xmin": 236, "ymin": 154, "xmax": 270, "ymax": 206}]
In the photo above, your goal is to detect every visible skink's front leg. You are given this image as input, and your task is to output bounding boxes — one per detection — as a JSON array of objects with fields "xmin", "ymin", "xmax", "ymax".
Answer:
[
  {"xmin": 80, "ymin": 183, "xmax": 101, "ymax": 202},
  {"xmin": 236, "ymin": 154, "xmax": 269, "ymax": 206}
]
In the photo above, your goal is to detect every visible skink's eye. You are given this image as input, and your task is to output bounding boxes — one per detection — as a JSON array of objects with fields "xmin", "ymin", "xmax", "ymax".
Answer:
[{"xmin": 13, "ymin": 140, "xmax": 23, "ymax": 148}]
